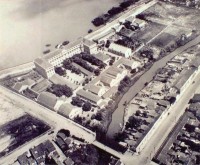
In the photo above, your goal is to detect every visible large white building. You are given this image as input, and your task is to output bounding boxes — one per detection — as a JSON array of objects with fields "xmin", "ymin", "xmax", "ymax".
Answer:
[
  {"xmin": 34, "ymin": 38, "xmax": 88, "ymax": 79},
  {"xmin": 108, "ymin": 43, "xmax": 132, "ymax": 58}
]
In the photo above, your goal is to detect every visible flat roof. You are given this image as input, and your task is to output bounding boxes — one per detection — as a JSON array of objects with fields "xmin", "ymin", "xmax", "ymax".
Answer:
[
  {"xmin": 34, "ymin": 58, "xmax": 53, "ymax": 70},
  {"xmin": 93, "ymin": 52, "xmax": 110, "ymax": 62},
  {"xmin": 43, "ymin": 49, "xmax": 62, "ymax": 61}
]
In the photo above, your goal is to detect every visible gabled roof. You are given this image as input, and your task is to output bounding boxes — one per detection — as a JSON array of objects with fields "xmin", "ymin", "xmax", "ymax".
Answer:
[
  {"xmin": 43, "ymin": 140, "xmax": 56, "ymax": 153},
  {"xmin": 100, "ymin": 75, "xmax": 115, "ymax": 85},
  {"xmin": 121, "ymin": 58, "xmax": 140, "ymax": 68},
  {"xmin": 13, "ymin": 78, "xmax": 36, "ymax": 92},
  {"xmin": 57, "ymin": 102, "xmax": 74, "ymax": 117},
  {"xmin": 109, "ymin": 43, "xmax": 131, "ymax": 54},
  {"xmin": 30, "ymin": 144, "xmax": 45, "ymax": 160},
  {"xmin": 37, "ymin": 92, "xmax": 58, "ymax": 109},
  {"xmin": 106, "ymin": 66, "xmax": 123, "ymax": 77},
  {"xmin": 84, "ymin": 84, "xmax": 102, "ymax": 95},
  {"xmin": 76, "ymin": 89, "xmax": 101, "ymax": 104}
]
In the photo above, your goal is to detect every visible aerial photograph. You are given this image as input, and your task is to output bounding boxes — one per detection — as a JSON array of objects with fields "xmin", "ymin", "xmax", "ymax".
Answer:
[{"xmin": 0, "ymin": 0, "xmax": 200, "ymax": 164}]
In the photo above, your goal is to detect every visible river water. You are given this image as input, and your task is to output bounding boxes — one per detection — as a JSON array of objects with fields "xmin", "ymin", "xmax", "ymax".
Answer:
[{"xmin": 0, "ymin": 0, "xmax": 122, "ymax": 70}]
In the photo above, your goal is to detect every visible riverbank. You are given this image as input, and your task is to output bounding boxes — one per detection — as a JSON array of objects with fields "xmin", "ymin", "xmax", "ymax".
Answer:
[{"xmin": 0, "ymin": 0, "xmax": 122, "ymax": 70}]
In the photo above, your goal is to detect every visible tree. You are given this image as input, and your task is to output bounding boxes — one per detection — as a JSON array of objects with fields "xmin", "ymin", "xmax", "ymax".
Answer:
[
  {"xmin": 55, "ymin": 67, "xmax": 66, "ymax": 76},
  {"xmin": 126, "ymin": 116, "xmax": 143, "ymax": 129},
  {"xmin": 114, "ymin": 131, "xmax": 128, "ymax": 142},
  {"xmin": 82, "ymin": 102, "xmax": 92, "ymax": 111},
  {"xmin": 94, "ymin": 112, "xmax": 103, "ymax": 121},
  {"xmin": 47, "ymin": 84, "xmax": 72, "ymax": 97},
  {"xmin": 71, "ymin": 97, "xmax": 84, "ymax": 107},
  {"xmin": 94, "ymin": 69, "xmax": 100, "ymax": 76},
  {"xmin": 92, "ymin": 17, "xmax": 105, "ymax": 26},
  {"xmin": 59, "ymin": 129, "xmax": 70, "ymax": 137}
]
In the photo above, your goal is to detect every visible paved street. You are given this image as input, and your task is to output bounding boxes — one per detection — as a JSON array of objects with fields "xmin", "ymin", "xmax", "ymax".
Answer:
[
  {"xmin": 0, "ymin": 85, "xmax": 96, "ymax": 164},
  {"xmin": 120, "ymin": 63, "xmax": 200, "ymax": 165}
]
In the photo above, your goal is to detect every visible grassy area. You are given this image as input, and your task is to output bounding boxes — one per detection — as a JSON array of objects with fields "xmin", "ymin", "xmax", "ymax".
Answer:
[{"xmin": 0, "ymin": 114, "xmax": 50, "ymax": 158}]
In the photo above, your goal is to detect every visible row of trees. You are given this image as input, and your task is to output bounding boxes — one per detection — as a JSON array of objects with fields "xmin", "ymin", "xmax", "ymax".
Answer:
[
  {"xmin": 72, "ymin": 56, "xmax": 95, "ymax": 73},
  {"xmin": 47, "ymin": 84, "xmax": 72, "ymax": 97},
  {"xmin": 92, "ymin": 0, "xmax": 138, "ymax": 26},
  {"xmin": 81, "ymin": 53, "xmax": 106, "ymax": 69},
  {"xmin": 71, "ymin": 97, "xmax": 92, "ymax": 111},
  {"xmin": 118, "ymin": 76, "xmax": 131, "ymax": 92},
  {"xmin": 63, "ymin": 59, "xmax": 81, "ymax": 75}
]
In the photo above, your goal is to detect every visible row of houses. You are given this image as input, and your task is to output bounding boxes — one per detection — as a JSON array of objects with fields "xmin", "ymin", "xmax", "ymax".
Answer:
[{"xmin": 120, "ymin": 51, "xmax": 200, "ymax": 153}]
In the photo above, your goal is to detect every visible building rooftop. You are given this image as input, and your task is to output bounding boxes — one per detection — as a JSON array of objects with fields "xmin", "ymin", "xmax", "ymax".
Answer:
[
  {"xmin": 76, "ymin": 89, "xmax": 102, "ymax": 104},
  {"xmin": 17, "ymin": 152, "xmax": 29, "ymax": 165},
  {"xmin": 63, "ymin": 37, "xmax": 83, "ymax": 50},
  {"xmin": 100, "ymin": 75, "xmax": 115, "ymax": 85},
  {"xmin": 174, "ymin": 68, "xmax": 195, "ymax": 91},
  {"xmin": 106, "ymin": 66, "xmax": 124, "ymax": 77},
  {"xmin": 37, "ymin": 91, "xmax": 58, "ymax": 109},
  {"xmin": 102, "ymin": 86, "xmax": 118, "ymax": 99},
  {"xmin": 84, "ymin": 84, "xmax": 102, "ymax": 95},
  {"xmin": 121, "ymin": 58, "xmax": 141, "ymax": 68},
  {"xmin": 31, "ymin": 79, "xmax": 52, "ymax": 94},
  {"xmin": 109, "ymin": 43, "xmax": 131, "ymax": 54},
  {"xmin": 34, "ymin": 58, "xmax": 53, "ymax": 70},
  {"xmin": 13, "ymin": 78, "xmax": 36, "ymax": 92},
  {"xmin": 43, "ymin": 49, "xmax": 63, "ymax": 61},
  {"xmin": 49, "ymin": 74, "xmax": 77, "ymax": 90},
  {"xmin": 57, "ymin": 102, "xmax": 74, "ymax": 118},
  {"xmin": 83, "ymin": 38, "xmax": 96, "ymax": 47},
  {"xmin": 93, "ymin": 52, "xmax": 110, "ymax": 62}
]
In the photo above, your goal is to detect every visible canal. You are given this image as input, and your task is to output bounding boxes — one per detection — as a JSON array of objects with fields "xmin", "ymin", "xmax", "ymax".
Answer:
[{"xmin": 106, "ymin": 35, "xmax": 200, "ymax": 138}]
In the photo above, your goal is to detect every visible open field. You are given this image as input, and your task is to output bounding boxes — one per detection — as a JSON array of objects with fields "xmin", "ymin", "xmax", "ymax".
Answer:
[
  {"xmin": 150, "ymin": 32, "xmax": 176, "ymax": 48},
  {"xmin": 131, "ymin": 22, "xmax": 166, "ymax": 43},
  {"xmin": 0, "ymin": 114, "xmax": 50, "ymax": 158},
  {"xmin": 0, "ymin": 95, "xmax": 25, "ymax": 126},
  {"xmin": 141, "ymin": 1, "xmax": 200, "ymax": 29}
]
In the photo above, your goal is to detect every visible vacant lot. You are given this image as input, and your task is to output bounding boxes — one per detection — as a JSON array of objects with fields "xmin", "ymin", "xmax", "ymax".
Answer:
[
  {"xmin": 0, "ymin": 95, "xmax": 25, "ymax": 126},
  {"xmin": 0, "ymin": 114, "xmax": 50, "ymax": 158},
  {"xmin": 131, "ymin": 22, "xmax": 166, "ymax": 43},
  {"xmin": 150, "ymin": 32, "xmax": 176, "ymax": 48},
  {"xmin": 141, "ymin": 1, "xmax": 200, "ymax": 29}
]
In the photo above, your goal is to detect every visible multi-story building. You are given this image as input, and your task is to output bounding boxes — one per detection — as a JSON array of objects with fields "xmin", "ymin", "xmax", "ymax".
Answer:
[{"xmin": 34, "ymin": 39, "xmax": 84, "ymax": 79}]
